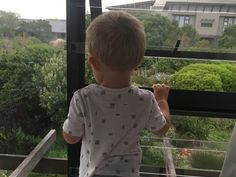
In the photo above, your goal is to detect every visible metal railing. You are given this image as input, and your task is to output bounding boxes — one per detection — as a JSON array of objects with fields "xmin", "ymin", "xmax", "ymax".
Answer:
[{"xmin": 1, "ymin": 130, "xmax": 56, "ymax": 177}]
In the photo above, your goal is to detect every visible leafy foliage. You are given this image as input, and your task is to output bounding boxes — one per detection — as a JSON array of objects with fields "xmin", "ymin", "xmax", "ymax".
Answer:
[
  {"xmin": 17, "ymin": 20, "xmax": 54, "ymax": 43},
  {"xmin": 0, "ymin": 38, "xmax": 56, "ymax": 145},
  {"xmin": 178, "ymin": 25, "xmax": 200, "ymax": 50},
  {"xmin": 141, "ymin": 131, "xmax": 164, "ymax": 166},
  {"xmin": 0, "ymin": 37, "xmax": 42, "ymax": 52},
  {"xmin": 170, "ymin": 63, "xmax": 236, "ymax": 142},
  {"xmin": 0, "ymin": 42, "xmax": 55, "ymax": 102},
  {"xmin": 0, "ymin": 128, "xmax": 40, "ymax": 154},
  {"xmin": 0, "ymin": 11, "xmax": 54, "ymax": 43},
  {"xmin": 172, "ymin": 117, "xmax": 210, "ymax": 141},
  {"xmin": 191, "ymin": 151, "xmax": 225, "ymax": 170},
  {"xmin": 39, "ymin": 50, "xmax": 67, "ymax": 129},
  {"xmin": 136, "ymin": 14, "xmax": 180, "ymax": 48},
  {"xmin": 218, "ymin": 25, "xmax": 236, "ymax": 49},
  {"xmin": 154, "ymin": 58, "xmax": 192, "ymax": 74},
  {"xmin": 171, "ymin": 63, "xmax": 236, "ymax": 92},
  {"xmin": 0, "ymin": 10, "xmax": 20, "ymax": 38}
]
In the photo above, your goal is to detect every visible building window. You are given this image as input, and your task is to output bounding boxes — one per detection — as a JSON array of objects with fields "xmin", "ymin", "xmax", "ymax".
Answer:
[
  {"xmin": 213, "ymin": 6, "xmax": 220, "ymax": 12},
  {"xmin": 204, "ymin": 6, "xmax": 212, "ymax": 12},
  {"xmin": 174, "ymin": 15, "xmax": 190, "ymax": 27},
  {"xmin": 201, "ymin": 22, "xmax": 213, "ymax": 27},
  {"xmin": 188, "ymin": 5, "xmax": 196, "ymax": 11},
  {"xmin": 223, "ymin": 17, "xmax": 236, "ymax": 29},
  {"xmin": 197, "ymin": 5, "xmax": 204, "ymax": 12}
]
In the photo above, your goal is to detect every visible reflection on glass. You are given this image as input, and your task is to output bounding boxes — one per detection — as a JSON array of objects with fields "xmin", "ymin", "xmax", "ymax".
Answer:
[{"xmin": 106, "ymin": 0, "xmax": 236, "ymax": 52}]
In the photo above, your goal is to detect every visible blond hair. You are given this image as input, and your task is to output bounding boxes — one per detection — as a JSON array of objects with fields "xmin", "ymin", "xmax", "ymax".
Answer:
[{"xmin": 86, "ymin": 11, "xmax": 146, "ymax": 71}]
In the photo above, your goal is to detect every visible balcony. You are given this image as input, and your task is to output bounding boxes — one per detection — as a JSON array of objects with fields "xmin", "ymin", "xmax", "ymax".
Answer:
[{"xmin": 0, "ymin": 0, "xmax": 236, "ymax": 177}]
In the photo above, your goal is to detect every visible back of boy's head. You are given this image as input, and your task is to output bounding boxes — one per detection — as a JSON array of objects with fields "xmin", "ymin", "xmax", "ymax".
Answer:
[{"xmin": 86, "ymin": 11, "xmax": 146, "ymax": 71}]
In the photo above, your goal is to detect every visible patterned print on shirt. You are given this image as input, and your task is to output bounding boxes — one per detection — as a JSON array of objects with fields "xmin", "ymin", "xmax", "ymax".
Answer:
[
  {"xmin": 101, "ymin": 90, "xmax": 106, "ymax": 95},
  {"xmin": 122, "ymin": 125, "xmax": 125, "ymax": 130},
  {"xmin": 116, "ymin": 170, "xmax": 121, "ymax": 174},
  {"xmin": 124, "ymin": 141, "xmax": 129, "ymax": 145},
  {"xmin": 133, "ymin": 123, "xmax": 137, "ymax": 128},
  {"xmin": 131, "ymin": 168, "xmax": 135, "ymax": 173},
  {"xmin": 102, "ymin": 152, "xmax": 108, "ymax": 157},
  {"xmin": 110, "ymin": 103, "xmax": 115, "ymax": 109},
  {"xmin": 102, "ymin": 119, "xmax": 106, "ymax": 124},
  {"xmin": 105, "ymin": 163, "xmax": 109, "ymax": 167},
  {"xmin": 128, "ymin": 89, "xmax": 134, "ymax": 94},
  {"xmin": 95, "ymin": 140, "xmax": 100, "ymax": 145},
  {"xmin": 108, "ymin": 132, "xmax": 113, "ymax": 136}
]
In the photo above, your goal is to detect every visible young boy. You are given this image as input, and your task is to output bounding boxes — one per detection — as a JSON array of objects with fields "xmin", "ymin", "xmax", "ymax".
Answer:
[{"xmin": 63, "ymin": 11, "xmax": 170, "ymax": 177}]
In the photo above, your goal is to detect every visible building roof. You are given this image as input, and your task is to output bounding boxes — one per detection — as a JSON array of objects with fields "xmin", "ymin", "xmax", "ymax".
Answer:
[
  {"xmin": 154, "ymin": 0, "xmax": 236, "ymax": 7},
  {"xmin": 106, "ymin": 0, "xmax": 155, "ymax": 10},
  {"xmin": 107, "ymin": 0, "xmax": 236, "ymax": 11},
  {"xmin": 48, "ymin": 19, "xmax": 66, "ymax": 33}
]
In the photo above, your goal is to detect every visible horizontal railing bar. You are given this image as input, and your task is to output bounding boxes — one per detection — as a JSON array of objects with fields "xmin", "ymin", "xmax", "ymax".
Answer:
[
  {"xmin": 145, "ymin": 49, "xmax": 236, "ymax": 61},
  {"xmin": 0, "ymin": 154, "xmax": 67, "ymax": 175},
  {"xmin": 9, "ymin": 130, "xmax": 56, "ymax": 177},
  {"xmin": 141, "ymin": 136, "xmax": 228, "ymax": 144},
  {"xmin": 1, "ymin": 155, "xmax": 221, "ymax": 176},
  {"xmin": 141, "ymin": 87, "xmax": 236, "ymax": 119},
  {"xmin": 140, "ymin": 165, "xmax": 220, "ymax": 177}
]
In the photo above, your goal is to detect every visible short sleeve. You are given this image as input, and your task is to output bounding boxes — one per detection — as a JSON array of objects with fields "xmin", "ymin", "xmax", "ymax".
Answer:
[
  {"xmin": 63, "ymin": 91, "xmax": 85, "ymax": 137},
  {"xmin": 145, "ymin": 93, "xmax": 166, "ymax": 132}
]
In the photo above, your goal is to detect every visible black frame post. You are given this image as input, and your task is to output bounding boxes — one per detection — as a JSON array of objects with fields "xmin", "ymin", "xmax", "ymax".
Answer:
[
  {"xmin": 66, "ymin": 0, "xmax": 86, "ymax": 176},
  {"xmin": 89, "ymin": 0, "xmax": 102, "ymax": 20}
]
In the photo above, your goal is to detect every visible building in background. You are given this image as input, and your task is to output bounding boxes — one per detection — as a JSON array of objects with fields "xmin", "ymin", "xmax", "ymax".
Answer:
[
  {"xmin": 48, "ymin": 19, "xmax": 66, "ymax": 40},
  {"xmin": 107, "ymin": 0, "xmax": 236, "ymax": 40}
]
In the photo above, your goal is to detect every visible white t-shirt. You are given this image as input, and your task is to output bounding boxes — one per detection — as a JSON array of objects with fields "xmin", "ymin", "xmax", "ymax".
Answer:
[{"xmin": 63, "ymin": 84, "xmax": 166, "ymax": 177}]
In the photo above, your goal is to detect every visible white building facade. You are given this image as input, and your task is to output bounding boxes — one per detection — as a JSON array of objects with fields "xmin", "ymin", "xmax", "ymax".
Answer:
[{"xmin": 107, "ymin": 0, "xmax": 236, "ymax": 39}]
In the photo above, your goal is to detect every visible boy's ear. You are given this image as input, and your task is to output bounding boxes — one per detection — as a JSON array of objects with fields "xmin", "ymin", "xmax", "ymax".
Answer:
[{"xmin": 89, "ymin": 56, "xmax": 101, "ymax": 71}]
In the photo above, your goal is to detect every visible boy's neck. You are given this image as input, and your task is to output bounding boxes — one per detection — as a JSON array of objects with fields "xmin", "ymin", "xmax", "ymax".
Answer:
[
  {"xmin": 101, "ymin": 80, "xmax": 131, "ymax": 89},
  {"xmin": 100, "ymin": 71, "xmax": 132, "ymax": 89}
]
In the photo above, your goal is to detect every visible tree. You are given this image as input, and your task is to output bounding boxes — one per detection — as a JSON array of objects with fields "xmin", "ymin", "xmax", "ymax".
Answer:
[
  {"xmin": 218, "ymin": 24, "xmax": 236, "ymax": 49},
  {"xmin": 0, "ymin": 10, "xmax": 20, "ymax": 38},
  {"xmin": 171, "ymin": 63, "xmax": 236, "ymax": 92},
  {"xmin": 170, "ymin": 63, "xmax": 236, "ymax": 140},
  {"xmin": 17, "ymin": 20, "xmax": 54, "ymax": 43},
  {"xmin": 179, "ymin": 25, "xmax": 200, "ymax": 50},
  {"xmin": 39, "ymin": 50, "xmax": 67, "ymax": 129},
  {"xmin": 136, "ymin": 14, "xmax": 180, "ymax": 49},
  {"xmin": 0, "ymin": 39, "xmax": 55, "ymax": 136}
]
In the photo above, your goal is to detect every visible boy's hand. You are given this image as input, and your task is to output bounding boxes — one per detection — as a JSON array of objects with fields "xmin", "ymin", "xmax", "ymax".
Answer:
[
  {"xmin": 152, "ymin": 84, "xmax": 170, "ymax": 102},
  {"xmin": 152, "ymin": 84, "xmax": 170, "ymax": 136}
]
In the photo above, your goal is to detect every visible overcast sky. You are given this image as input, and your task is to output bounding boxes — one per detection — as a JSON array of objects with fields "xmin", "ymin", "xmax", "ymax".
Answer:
[{"xmin": 0, "ymin": 0, "xmax": 146, "ymax": 19}]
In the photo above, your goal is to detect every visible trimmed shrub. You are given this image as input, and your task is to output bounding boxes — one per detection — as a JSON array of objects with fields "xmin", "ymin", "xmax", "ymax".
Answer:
[{"xmin": 191, "ymin": 151, "xmax": 225, "ymax": 170}]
